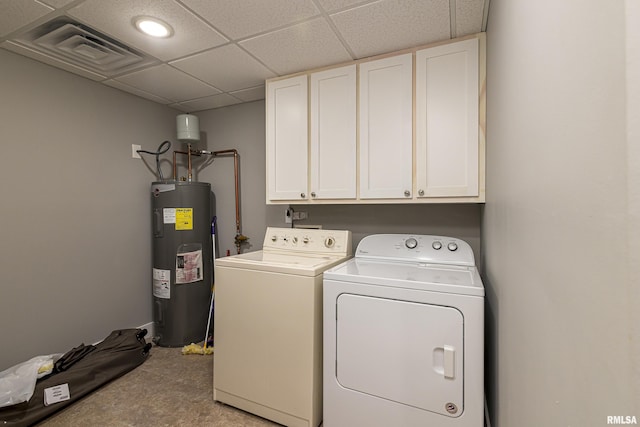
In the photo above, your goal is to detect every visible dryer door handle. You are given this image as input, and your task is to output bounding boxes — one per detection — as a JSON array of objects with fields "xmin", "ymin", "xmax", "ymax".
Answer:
[{"xmin": 444, "ymin": 345, "xmax": 455, "ymax": 379}]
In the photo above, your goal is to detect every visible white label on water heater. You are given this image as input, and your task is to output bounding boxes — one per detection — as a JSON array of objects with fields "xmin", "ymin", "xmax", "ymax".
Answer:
[
  {"xmin": 153, "ymin": 268, "xmax": 171, "ymax": 299},
  {"xmin": 175, "ymin": 250, "xmax": 203, "ymax": 284},
  {"xmin": 163, "ymin": 208, "xmax": 176, "ymax": 224}
]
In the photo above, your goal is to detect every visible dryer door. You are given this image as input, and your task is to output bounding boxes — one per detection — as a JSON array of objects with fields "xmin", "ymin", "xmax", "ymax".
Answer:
[{"xmin": 335, "ymin": 294, "xmax": 464, "ymax": 417}]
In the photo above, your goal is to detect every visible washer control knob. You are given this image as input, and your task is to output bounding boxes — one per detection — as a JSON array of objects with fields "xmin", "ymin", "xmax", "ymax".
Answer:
[
  {"xmin": 405, "ymin": 238, "xmax": 418, "ymax": 249},
  {"xmin": 432, "ymin": 241, "xmax": 443, "ymax": 250},
  {"xmin": 303, "ymin": 237, "xmax": 310, "ymax": 244},
  {"xmin": 271, "ymin": 235, "xmax": 277, "ymax": 242},
  {"xmin": 324, "ymin": 237, "xmax": 335, "ymax": 248},
  {"xmin": 292, "ymin": 237, "xmax": 298, "ymax": 244},
  {"xmin": 447, "ymin": 242, "xmax": 458, "ymax": 251}
]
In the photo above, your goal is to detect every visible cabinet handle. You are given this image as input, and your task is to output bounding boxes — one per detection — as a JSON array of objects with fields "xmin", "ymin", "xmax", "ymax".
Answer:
[
  {"xmin": 300, "ymin": 193, "xmax": 306, "ymax": 198},
  {"xmin": 418, "ymin": 189, "xmax": 425, "ymax": 196},
  {"xmin": 404, "ymin": 190, "xmax": 411, "ymax": 197},
  {"xmin": 311, "ymin": 192, "xmax": 316, "ymax": 198}
]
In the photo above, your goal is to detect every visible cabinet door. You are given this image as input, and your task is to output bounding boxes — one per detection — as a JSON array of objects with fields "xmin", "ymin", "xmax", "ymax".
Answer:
[
  {"xmin": 416, "ymin": 38, "xmax": 479, "ymax": 198},
  {"xmin": 266, "ymin": 75, "xmax": 308, "ymax": 201},
  {"xmin": 310, "ymin": 65, "xmax": 356, "ymax": 199},
  {"xmin": 359, "ymin": 54, "xmax": 413, "ymax": 199}
]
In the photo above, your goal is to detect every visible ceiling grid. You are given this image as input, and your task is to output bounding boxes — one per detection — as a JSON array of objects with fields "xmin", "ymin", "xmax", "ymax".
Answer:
[{"xmin": 0, "ymin": 0, "xmax": 488, "ymax": 112}]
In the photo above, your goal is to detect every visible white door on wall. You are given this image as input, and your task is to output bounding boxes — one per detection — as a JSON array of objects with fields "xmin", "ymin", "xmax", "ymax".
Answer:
[
  {"xmin": 266, "ymin": 75, "xmax": 308, "ymax": 201},
  {"xmin": 359, "ymin": 54, "xmax": 413, "ymax": 200}
]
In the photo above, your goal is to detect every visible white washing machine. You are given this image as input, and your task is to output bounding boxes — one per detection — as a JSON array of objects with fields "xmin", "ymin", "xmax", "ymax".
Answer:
[
  {"xmin": 213, "ymin": 227, "xmax": 352, "ymax": 427},
  {"xmin": 323, "ymin": 234, "xmax": 484, "ymax": 427}
]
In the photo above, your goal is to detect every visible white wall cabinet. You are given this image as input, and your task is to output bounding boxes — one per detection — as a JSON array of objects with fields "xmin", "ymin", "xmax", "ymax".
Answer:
[
  {"xmin": 416, "ymin": 38, "xmax": 480, "ymax": 198},
  {"xmin": 310, "ymin": 65, "xmax": 357, "ymax": 199},
  {"xmin": 359, "ymin": 54, "xmax": 413, "ymax": 199},
  {"xmin": 266, "ymin": 75, "xmax": 308, "ymax": 201},
  {"xmin": 266, "ymin": 34, "xmax": 485, "ymax": 204}
]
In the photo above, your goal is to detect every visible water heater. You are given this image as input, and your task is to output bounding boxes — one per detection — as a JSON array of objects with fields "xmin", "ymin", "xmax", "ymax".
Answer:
[{"xmin": 151, "ymin": 181, "xmax": 213, "ymax": 347}]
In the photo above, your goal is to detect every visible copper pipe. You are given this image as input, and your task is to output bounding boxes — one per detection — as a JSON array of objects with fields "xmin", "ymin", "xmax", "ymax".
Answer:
[
  {"xmin": 212, "ymin": 150, "xmax": 241, "ymax": 241},
  {"xmin": 200, "ymin": 149, "xmax": 242, "ymax": 253},
  {"xmin": 172, "ymin": 148, "xmax": 244, "ymax": 254},
  {"xmin": 187, "ymin": 143, "xmax": 193, "ymax": 182},
  {"xmin": 172, "ymin": 149, "xmax": 201, "ymax": 181}
]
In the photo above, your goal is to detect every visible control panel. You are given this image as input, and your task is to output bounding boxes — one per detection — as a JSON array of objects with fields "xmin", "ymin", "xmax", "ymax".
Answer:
[
  {"xmin": 263, "ymin": 227, "xmax": 352, "ymax": 256},
  {"xmin": 355, "ymin": 234, "xmax": 475, "ymax": 266}
]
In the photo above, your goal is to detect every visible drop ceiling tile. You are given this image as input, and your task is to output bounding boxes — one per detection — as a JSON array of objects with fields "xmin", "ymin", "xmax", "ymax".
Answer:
[
  {"xmin": 229, "ymin": 85, "xmax": 265, "ymax": 102},
  {"xmin": 315, "ymin": 0, "xmax": 378, "ymax": 13},
  {"xmin": 455, "ymin": 0, "xmax": 485, "ymax": 36},
  {"xmin": 67, "ymin": 0, "xmax": 228, "ymax": 61},
  {"xmin": 170, "ymin": 44, "xmax": 276, "ymax": 92},
  {"xmin": 330, "ymin": 0, "xmax": 451, "ymax": 58},
  {"xmin": 240, "ymin": 17, "xmax": 352, "ymax": 75},
  {"xmin": 169, "ymin": 103, "xmax": 191, "ymax": 113},
  {"xmin": 103, "ymin": 79, "xmax": 174, "ymax": 104},
  {"xmin": 39, "ymin": 0, "xmax": 76, "ymax": 8},
  {"xmin": 175, "ymin": 93, "xmax": 243, "ymax": 112},
  {"xmin": 181, "ymin": 0, "xmax": 319, "ymax": 40},
  {"xmin": 0, "ymin": 0, "xmax": 53, "ymax": 37},
  {"xmin": 114, "ymin": 65, "xmax": 221, "ymax": 102}
]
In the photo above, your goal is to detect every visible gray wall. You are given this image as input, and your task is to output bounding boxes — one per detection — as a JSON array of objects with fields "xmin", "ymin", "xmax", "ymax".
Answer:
[
  {"xmin": 483, "ymin": 0, "xmax": 639, "ymax": 425},
  {"xmin": 0, "ymin": 50, "xmax": 178, "ymax": 369},
  {"xmin": 629, "ymin": 3, "xmax": 640, "ymax": 421}
]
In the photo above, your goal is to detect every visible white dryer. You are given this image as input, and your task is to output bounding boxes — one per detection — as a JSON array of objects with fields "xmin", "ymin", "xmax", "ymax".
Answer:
[{"xmin": 323, "ymin": 234, "xmax": 484, "ymax": 427}]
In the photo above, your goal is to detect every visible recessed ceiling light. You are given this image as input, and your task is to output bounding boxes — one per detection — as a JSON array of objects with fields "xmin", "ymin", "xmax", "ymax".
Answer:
[{"xmin": 134, "ymin": 17, "xmax": 173, "ymax": 38}]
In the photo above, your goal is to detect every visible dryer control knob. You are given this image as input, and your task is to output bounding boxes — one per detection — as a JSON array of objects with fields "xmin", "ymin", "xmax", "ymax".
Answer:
[
  {"xmin": 432, "ymin": 241, "xmax": 443, "ymax": 250},
  {"xmin": 405, "ymin": 238, "xmax": 418, "ymax": 249},
  {"xmin": 303, "ymin": 237, "xmax": 310, "ymax": 244},
  {"xmin": 271, "ymin": 235, "xmax": 277, "ymax": 242},
  {"xmin": 324, "ymin": 237, "xmax": 335, "ymax": 248},
  {"xmin": 447, "ymin": 242, "xmax": 458, "ymax": 251}
]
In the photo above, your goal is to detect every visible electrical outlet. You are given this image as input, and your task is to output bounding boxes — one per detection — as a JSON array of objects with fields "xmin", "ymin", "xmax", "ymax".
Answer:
[
  {"xmin": 285, "ymin": 208, "xmax": 292, "ymax": 224},
  {"xmin": 292, "ymin": 211, "xmax": 307, "ymax": 220},
  {"xmin": 132, "ymin": 144, "xmax": 141, "ymax": 159}
]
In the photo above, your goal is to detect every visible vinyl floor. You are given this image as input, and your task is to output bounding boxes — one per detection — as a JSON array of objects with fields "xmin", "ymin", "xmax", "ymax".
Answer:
[{"xmin": 36, "ymin": 344, "xmax": 278, "ymax": 427}]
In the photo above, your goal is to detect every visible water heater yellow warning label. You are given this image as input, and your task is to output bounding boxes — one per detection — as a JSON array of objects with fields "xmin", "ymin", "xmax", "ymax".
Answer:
[{"xmin": 175, "ymin": 208, "xmax": 193, "ymax": 230}]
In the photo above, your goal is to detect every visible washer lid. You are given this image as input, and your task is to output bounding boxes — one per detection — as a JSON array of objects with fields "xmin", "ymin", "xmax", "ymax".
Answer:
[
  {"xmin": 324, "ymin": 258, "xmax": 484, "ymax": 297},
  {"xmin": 216, "ymin": 250, "xmax": 351, "ymax": 276}
]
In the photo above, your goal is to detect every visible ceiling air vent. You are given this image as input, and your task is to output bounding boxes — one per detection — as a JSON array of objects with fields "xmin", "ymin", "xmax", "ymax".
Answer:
[{"xmin": 15, "ymin": 18, "xmax": 156, "ymax": 76}]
